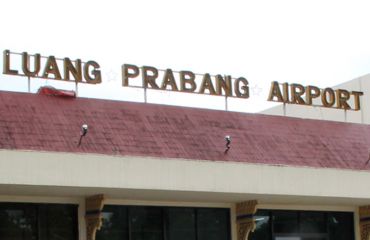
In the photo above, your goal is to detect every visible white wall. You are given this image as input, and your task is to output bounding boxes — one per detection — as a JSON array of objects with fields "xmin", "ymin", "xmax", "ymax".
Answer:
[{"xmin": 1, "ymin": 149, "xmax": 370, "ymax": 205}]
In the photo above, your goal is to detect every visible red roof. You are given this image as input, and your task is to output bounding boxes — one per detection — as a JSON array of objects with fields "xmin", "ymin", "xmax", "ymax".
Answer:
[{"xmin": 1, "ymin": 90, "xmax": 370, "ymax": 171}]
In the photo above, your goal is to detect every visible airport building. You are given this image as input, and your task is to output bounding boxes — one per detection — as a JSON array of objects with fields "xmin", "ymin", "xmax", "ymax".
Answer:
[{"xmin": 0, "ymin": 87, "xmax": 370, "ymax": 240}]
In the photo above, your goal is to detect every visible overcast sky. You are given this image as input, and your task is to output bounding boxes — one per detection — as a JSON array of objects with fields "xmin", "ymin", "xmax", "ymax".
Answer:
[{"xmin": 1, "ymin": 0, "xmax": 370, "ymax": 112}]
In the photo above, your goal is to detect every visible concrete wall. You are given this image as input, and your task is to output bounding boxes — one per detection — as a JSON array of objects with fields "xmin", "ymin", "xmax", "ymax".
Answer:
[{"xmin": 1, "ymin": 150, "xmax": 370, "ymax": 204}]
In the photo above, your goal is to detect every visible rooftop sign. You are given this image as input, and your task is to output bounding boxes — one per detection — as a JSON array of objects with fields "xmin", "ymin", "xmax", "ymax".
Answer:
[
  {"xmin": 3, "ymin": 50, "xmax": 101, "ymax": 84},
  {"xmin": 1, "ymin": 49, "xmax": 364, "ymax": 111},
  {"xmin": 268, "ymin": 81, "xmax": 363, "ymax": 110},
  {"xmin": 122, "ymin": 64, "xmax": 249, "ymax": 98}
]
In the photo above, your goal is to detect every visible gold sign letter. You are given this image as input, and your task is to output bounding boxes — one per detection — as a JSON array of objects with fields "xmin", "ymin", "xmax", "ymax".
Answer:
[
  {"xmin": 64, "ymin": 58, "xmax": 82, "ymax": 82},
  {"xmin": 84, "ymin": 61, "xmax": 102, "ymax": 84},
  {"xmin": 22, "ymin": 52, "xmax": 41, "ymax": 77},
  {"xmin": 305, "ymin": 85, "xmax": 320, "ymax": 105},
  {"xmin": 42, "ymin": 56, "xmax": 62, "ymax": 80},
  {"xmin": 336, "ymin": 89, "xmax": 351, "ymax": 110},
  {"xmin": 161, "ymin": 69, "xmax": 178, "ymax": 91},
  {"xmin": 267, "ymin": 81, "xmax": 283, "ymax": 102},
  {"xmin": 290, "ymin": 83, "xmax": 305, "ymax": 104},
  {"xmin": 180, "ymin": 71, "xmax": 196, "ymax": 92},
  {"xmin": 122, "ymin": 64, "xmax": 139, "ymax": 86},
  {"xmin": 321, "ymin": 88, "xmax": 335, "ymax": 107},
  {"xmin": 3, "ymin": 50, "xmax": 18, "ymax": 75},
  {"xmin": 234, "ymin": 77, "xmax": 249, "ymax": 98},
  {"xmin": 142, "ymin": 66, "xmax": 159, "ymax": 89},
  {"xmin": 352, "ymin": 91, "xmax": 363, "ymax": 111},
  {"xmin": 215, "ymin": 75, "xmax": 232, "ymax": 96},
  {"xmin": 199, "ymin": 73, "xmax": 216, "ymax": 95}
]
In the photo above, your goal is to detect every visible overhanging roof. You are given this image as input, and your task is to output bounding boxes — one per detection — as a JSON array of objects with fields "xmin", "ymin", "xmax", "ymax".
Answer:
[{"xmin": 0, "ymin": 90, "xmax": 369, "ymax": 171}]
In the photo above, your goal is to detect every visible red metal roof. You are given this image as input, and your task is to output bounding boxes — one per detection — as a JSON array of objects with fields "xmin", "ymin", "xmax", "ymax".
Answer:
[
  {"xmin": 1, "ymin": 90, "xmax": 370, "ymax": 171},
  {"xmin": 37, "ymin": 86, "xmax": 76, "ymax": 98}
]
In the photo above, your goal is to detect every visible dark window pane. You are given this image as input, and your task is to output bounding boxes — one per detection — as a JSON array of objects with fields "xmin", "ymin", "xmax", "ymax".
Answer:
[
  {"xmin": 250, "ymin": 210, "xmax": 271, "ymax": 240},
  {"xmin": 0, "ymin": 204, "xmax": 38, "ymax": 240},
  {"xmin": 273, "ymin": 211, "xmax": 299, "ymax": 233},
  {"xmin": 328, "ymin": 212, "xmax": 354, "ymax": 240},
  {"xmin": 130, "ymin": 207, "xmax": 163, "ymax": 240},
  {"xmin": 197, "ymin": 208, "xmax": 230, "ymax": 240},
  {"xmin": 251, "ymin": 210, "xmax": 354, "ymax": 240},
  {"xmin": 274, "ymin": 238, "xmax": 300, "ymax": 240},
  {"xmin": 97, "ymin": 205, "xmax": 231, "ymax": 240},
  {"xmin": 39, "ymin": 204, "xmax": 78, "ymax": 240},
  {"xmin": 300, "ymin": 212, "xmax": 326, "ymax": 233},
  {"xmin": 0, "ymin": 203, "xmax": 77, "ymax": 240},
  {"xmin": 96, "ymin": 205, "xmax": 128, "ymax": 240},
  {"xmin": 165, "ymin": 208, "xmax": 196, "ymax": 240}
]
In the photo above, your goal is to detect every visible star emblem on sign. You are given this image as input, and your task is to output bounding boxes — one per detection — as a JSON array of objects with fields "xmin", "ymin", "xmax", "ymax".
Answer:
[
  {"xmin": 105, "ymin": 69, "xmax": 118, "ymax": 82},
  {"xmin": 251, "ymin": 84, "xmax": 262, "ymax": 96}
]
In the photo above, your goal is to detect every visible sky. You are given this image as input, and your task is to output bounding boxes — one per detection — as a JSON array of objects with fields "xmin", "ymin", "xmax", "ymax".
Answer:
[{"xmin": 1, "ymin": 0, "xmax": 370, "ymax": 113}]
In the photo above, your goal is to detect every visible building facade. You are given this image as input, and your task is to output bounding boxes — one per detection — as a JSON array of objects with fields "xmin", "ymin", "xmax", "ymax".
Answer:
[{"xmin": 0, "ymin": 90, "xmax": 370, "ymax": 240}]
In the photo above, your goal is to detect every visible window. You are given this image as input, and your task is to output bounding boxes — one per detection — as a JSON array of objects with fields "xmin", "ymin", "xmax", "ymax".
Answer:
[
  {"xmin": 197, "ymin": 208, "xmax": 230, "ymax": 240},
  {"xmin": 273, "ymin": 211, "xmax": 299, "ymax": 234},
  {"xmin": 300, "ymin": 212, "xmax": 326, "ymax": 234},
  {"xmin": 0, "ymin": 203, "xmax": 78, "ymax": 240},
  {"xmin": 97, "ymin": 206, "xmax": 230, "ymax": 240},
  {"xmin": 327, "ymin": 212, "xmax": 354, "ymax": 240},
  {"xmin": 96, "ymin": 205, "xmax": 128, "ymax": 240},
  {"xmin": 165, "ymin": 207, "xmax": 196, "ymax": 240},
  {"xmin": 130, "ymin": 207, "xmax": 163, "ymax": 240},
  {"xmin": 250, "ymin": 210, "xmax": 354, "ymax": 240},
  {"xmin": 252, "ymin": 210, "xmax": 271, "ymax": 240}
]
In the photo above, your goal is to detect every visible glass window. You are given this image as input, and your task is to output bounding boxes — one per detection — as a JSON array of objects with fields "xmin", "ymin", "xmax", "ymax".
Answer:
[
  {"xmin": 97, "ymin": 206, "xmax": 230, "ymax": 240},
  {"xmin": 130, "ymin": 207, "xmax": 163, "ymax": 240},
  {"xmin": 249, "ymin": 210, "xmax": 354, "ymax": 240},
  {"xmin": 301, "ymin": 238, "xmax": 327, "ymax": 240},
  {"xmin": 273, "ymin": 211, "xmax": 299, "ymax": 234},
  {"xmin": 0, "ymin": 203, "xmax": 77, "ymax": 240},
  {"xmin": 39, "ymin": 204, "xmax": 78, "ymax": 240},
  {"xmin": 300, "ymin": 211, "xmax": 326, "ymax": 233},
  {"xmin": 0, "ymin": 204, "xmax": 37, "ymax": 240},
  {"xmin": 327, "ymin": 212, "xmax": 354, "ymax": 240},
  {"xmin": 165, "ymin": 208, "xmax": 196, "ymax": 240},
  {"xmin": 197, "ymin": 208, "xmax": 230, "ymax": 240},
  {"xmin": 96, "ymin": 206, "xmax": 128, "ymax": 240},
  {"xmin": 250, "ymin": 210, "xmax": 271, "ymax": 240},
  {"xmin": 275, "ymin": 238, "xmax": 300, "ymax": 240}
]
